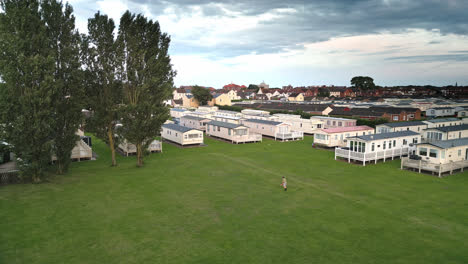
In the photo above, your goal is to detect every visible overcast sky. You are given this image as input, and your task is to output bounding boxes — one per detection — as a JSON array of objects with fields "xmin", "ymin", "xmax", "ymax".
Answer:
[{"xmin": 69, "ymin": 0, "xmax": 468, "ymax": 88}]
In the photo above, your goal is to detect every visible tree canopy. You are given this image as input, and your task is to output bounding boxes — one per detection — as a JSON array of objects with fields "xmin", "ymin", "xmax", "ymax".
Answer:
[
  {"xmin": 192, "ymin": 86, "xmax": 213, "ymax": 105},
  {"xmin": 351, "ymin": 76, "xmax": 376, "ymax": 91},
  {"xmin": 116, "ymin": 11, "xmax": 175, "ymax": 167}
]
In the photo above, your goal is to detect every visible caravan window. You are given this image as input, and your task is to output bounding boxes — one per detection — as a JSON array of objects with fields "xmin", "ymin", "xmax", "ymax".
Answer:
[
  {"xmin": 429, "ymin": 149, "xmax": 438, "ymax": 158},
  {"xmin": 419, "ymin": 148, "xmax": 427, "ymax": 156}
]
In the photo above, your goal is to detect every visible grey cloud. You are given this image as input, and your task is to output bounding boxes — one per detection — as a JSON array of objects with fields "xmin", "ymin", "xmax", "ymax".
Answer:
[
  {"xmin": 385, "ymin": 54, "xmax": 468, "ymax": 63},
  {"xmin": 72, "ymin": 0, "xmax": 468, "ymax": 59}
]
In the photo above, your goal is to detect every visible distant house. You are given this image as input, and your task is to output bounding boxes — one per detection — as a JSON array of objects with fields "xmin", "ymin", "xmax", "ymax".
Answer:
[
  {"xmin": 180, "ymin": 115, "xmax": 211, "ymax": 131},
  {"xmin": 241, "ymin": 119, "xmax": 303, "ymax": 141},
  {"xmin": 313, "ymin": 126, "xmax": 374, "ymax": 148},
  {"xmin": 273, "ymin": 114, "xmax": 323, "ymax": 134},
  {"xmin": 288, "ymin": 93, "xmax": 304, "ymax": 102},
  {"xmin": 402, "ymin": 138, "xmax": 468, "ymax": 177},
  {"xmin": 310, "ymin": 116, "xmax": 357, "ymax": 129},
  {"xmin": 423, "ymin": 124, "xmax": 468, "ymax": 142},
  {"xmin": 225, "ymin": 90, "xmax": 239, "ymax": 100},
  {"xmin": 206, "ymin": 120, "xmax": 262, "ymax": 144},
  {"xmin": 181, "ymin": 94, "xmax": 199, "ymax": 108},
  {"xmin": 162, "ymin": 123, "xmax": 204, "ymax": 146},
  {"xmin": 424, "ymin": 118, "xmax": 462, "ymax": 128},
  {"xmin": 212, "ymin": 93, "xmax": 232, "ymax": 106},
  {"xmin": 376, "ymin": 121, "xmax": 428, "ymax": 134},
  {"xmin": 335, "ymin": 131, "xmax": 421, "ymax": 165},
  {"xmin": 426, "ymin": 107, "xmax": 456, "ymax": 118}
]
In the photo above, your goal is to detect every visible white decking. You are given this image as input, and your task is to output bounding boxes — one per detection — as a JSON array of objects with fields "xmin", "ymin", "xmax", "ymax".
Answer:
[
  {"xmin": 335, "ymin": 147, "xmax": 410, "ymax": 166},
  {"xmin": 274, "ymin": 131, "xmax": 304, "ymax": 141},
  {"xmin": 401, "ymin": 157, "xmax": 468, "ymax": 177},
  {"xmin": 119, "ymin": 140, "xmax": 162, "ymax": 156},
  {"xmin": 206, "ymin": 132, "xmax": 262, "ymax": 144}
]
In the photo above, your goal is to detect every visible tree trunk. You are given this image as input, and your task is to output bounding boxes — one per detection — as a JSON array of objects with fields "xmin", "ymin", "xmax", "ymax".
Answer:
[
  {"xmin": 136, "ymin": 143, "xmax": 143, "ymax": 167},
  {"xmin": 57, "ymin": 160, "xmax": 64, "ymax": 175},
  {"xmin": 107, "ymin": 128, "xmax": 117, "ymax": 166}
]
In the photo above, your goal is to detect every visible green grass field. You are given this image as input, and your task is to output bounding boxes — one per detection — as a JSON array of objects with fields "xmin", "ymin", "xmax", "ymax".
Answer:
[{"xmin": 1, "ymin": 136, "xmax": 467, "ymax": 264}]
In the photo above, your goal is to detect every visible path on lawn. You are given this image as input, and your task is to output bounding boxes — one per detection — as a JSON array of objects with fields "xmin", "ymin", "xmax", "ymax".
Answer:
[{"xmin": 209, "ymin": 152, "xmax": 463, "ymax": 235}]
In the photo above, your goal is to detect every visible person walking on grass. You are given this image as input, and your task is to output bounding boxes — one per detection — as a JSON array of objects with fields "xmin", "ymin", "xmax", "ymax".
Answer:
[{"xmin": 281, "ymin": 176, "xmax": 287, "ymax": 191}]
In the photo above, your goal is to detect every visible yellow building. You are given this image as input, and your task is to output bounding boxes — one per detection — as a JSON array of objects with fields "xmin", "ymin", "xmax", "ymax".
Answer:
[
  {"xmin": 181, "ymin": 94, "xmax": 199, "ymax": 108},
  {"xmin": 213, "ymin": 93, "xmax": 232, "ymax": 106},
  {"xmin": 288, "ymin": 93, "xmax": 304, "ymax": 102}
]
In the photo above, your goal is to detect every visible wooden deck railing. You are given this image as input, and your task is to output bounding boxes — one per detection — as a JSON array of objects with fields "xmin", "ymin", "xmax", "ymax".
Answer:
[
  {"xmin": 401, "ymin": 157, "xmax": 468, "ymax": 177},
  {"xmin": 335, "ymin": 147, "xmax": 410, "ymax": 166}
]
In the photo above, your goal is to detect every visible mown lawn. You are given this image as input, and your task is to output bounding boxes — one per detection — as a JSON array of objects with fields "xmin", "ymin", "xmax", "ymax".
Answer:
[{"xmin": 1, "ymin": 136, "xmax": 467, "ymax": 264}]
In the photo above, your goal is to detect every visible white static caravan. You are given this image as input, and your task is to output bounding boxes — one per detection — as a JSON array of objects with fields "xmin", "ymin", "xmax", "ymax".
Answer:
[
  {"xmin": 241, "ymin": 119, "xmax": 304, "ymax": 141},
  {"xmin": 52, "ymin": 139, "xmax": 92, "ymax": 162},
  {"xmin": 162, "ymin": 123, "xmax": 203, "ymax": 146},
  {"xmin": 213, "ymin": 115, "xmax": 242, "ymax": 124},
  {"xmin": 118, "ymin": 139, "xmax": 162, "ymax": 156},
  {"xmin": 376, "ymin": 121, "xmax": 428, "ymax": 134},
  {"xmin": 313, "ymin": 126, "xmax": 374, "ymax": 148},
  {"xmin": 170, "ymin": 108, "xmax": 190, "ymax": 119},
  {"xmin": 423, "ymin": 118, "xmax": 462, "ymax": 128},
  {"xmin": 310, "ymin": 116, "xmax": 357, "ymax": 129},
  {"xmin": 241, "ymin": 109, "xmax": 270, "ymax": 116},
  {"xmin": 215, "ymin": 110, "xmax": 243, "ymax": 118},
  {"xmin": 273, "ymin": 113, "xmax": 324, "ymax": 134},
  {"xmin": 197, "ymin": 105, "xmax": 219, "ymax": 113},
  {"xmin": 401, "ymin": 138, "xmax": 468, "ymax": 177},
  {"xmin": 423, "ymin": 124, "xmax": 468, "ymax": 142},
  {"xmin": 206, "ymin": 120, "xmax": 262, "ymax": 144},
  {"xmin": 179, "ymin": 115, "xmax": 211, "ymax": 131},
  {"xmin": 335, "ymin": 131, "xmax": 421, "ymax": 165}
]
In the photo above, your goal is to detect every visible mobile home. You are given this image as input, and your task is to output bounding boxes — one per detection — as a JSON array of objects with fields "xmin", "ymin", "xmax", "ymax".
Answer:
[
  {"xmin": 179, "ymin": 115, "xmax": 211, "ymax": 131},
  {"xmin": 241, "ymin": 119, "xmax": 303, "ymax": 141},
  {"xmin": 273, "ymin": 113, "xmax": 324, "ymax": 134},
  {"xmin": 423, "ymin": 124, "xmax": 468, "ymax": 142},
  {"xmin": 401, "ymin": 138, "xmax": 468, "ymax": 177},
  {"xmin": 335, "ymin": 130, "xmax": 421, "ymax": 165},
  {"xmin": 162, "ymin": 123, "xmax": 204, "ymax": 146},
  {"xmin": 118, "ymin": 139, "xmax": 162, "ymax": 156},
  {"xmin": 313, "ymin": 126, "xmax": 374, "ymax": 148},
  {"xmin": 376, "ymin": 121, "xmax": 428, "ymax": 134},
  {"xmin": 310, "ymin": 116, "xmax": 357, "ymax": 129},
  {"xmin": 206, "ymin": 120, "xmax": 262, "ymax": 144}
]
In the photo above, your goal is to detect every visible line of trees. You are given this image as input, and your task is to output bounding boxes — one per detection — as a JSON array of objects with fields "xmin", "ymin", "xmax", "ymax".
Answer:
[{"xmin": 0, "ymin": 0, "xmax": 175, "ymax": 181}]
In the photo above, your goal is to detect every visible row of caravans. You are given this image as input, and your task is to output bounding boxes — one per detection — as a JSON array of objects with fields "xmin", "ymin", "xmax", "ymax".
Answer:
[{"xmin": 332, "ymin": 118, "xmax": 468, "ymax": 176}]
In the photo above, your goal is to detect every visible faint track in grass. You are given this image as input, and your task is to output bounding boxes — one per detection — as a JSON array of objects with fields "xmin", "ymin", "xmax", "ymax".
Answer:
[{"xmin": 209, "ymin": 153, "xmax": 466, "ymax": 235}]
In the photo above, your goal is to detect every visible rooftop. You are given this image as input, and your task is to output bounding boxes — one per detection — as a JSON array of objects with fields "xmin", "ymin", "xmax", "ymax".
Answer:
[
  {"xmin": 425, "ymin": 118, "xmax": 460, "ymax": 123},
  {"xmin": 162, "ymin": 123, "xmax": 200, "ymax": 133},
  {"xmin": 243, "ymin": 119, "xmax": 283, "ymax": 126},
  {"xmin": 181, "ymin": 115, "xmax": 210, "ymax": 121},
  {"xmin": 420, "ymin": 138, "xmax": 468, "ymax": 149},
  {"xmin": 310, "ymin": 116, "xmax": 354, "ymax": 121},
  {"xmin": 207, "ymin": 120, "xmax": 245, "ymax": 129},
  {"xmin": 319, "ymin": 126, "xmax": 374, "ymax": 134},
  {"xmin": 379, "ymin": 121, "xmax": 427, "ymax": 128},
  {"xmin": 428, "ymin": 124, "xmax": 468, "ymax": 132},
  {"xmin": 350, "ymin": 130, "xmax": 420, "ymax": 141}
]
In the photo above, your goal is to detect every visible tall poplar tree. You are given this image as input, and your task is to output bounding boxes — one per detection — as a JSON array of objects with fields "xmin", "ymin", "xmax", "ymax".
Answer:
[
  {"xmin": 0, "ymin": 0, "xmax": 55, "ymax": 181},
  {"xmin": 116, "ymin": 11, "xmax": 175, "ymax": 167},
  {"xmin": 42, "ymin": 0, "xmax": 84, "ymax": 174},
  {"xmin": 82, "ymin": 12, "xmax": 121, "ymax": 166}
]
